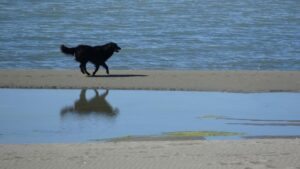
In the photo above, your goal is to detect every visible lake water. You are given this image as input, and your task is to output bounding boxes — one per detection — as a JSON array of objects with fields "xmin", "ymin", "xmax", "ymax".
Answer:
[
  {"xmin": 0, "ymin": 89, "xmax": 300, "ymax": 143},
  {"xmin": 0, "ymin": 0, "xmax": 300, "ymax": 70}
]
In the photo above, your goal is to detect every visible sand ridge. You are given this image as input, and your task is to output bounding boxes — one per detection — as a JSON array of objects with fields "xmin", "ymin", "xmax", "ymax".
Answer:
[{"xmin": 1, "ymin": 139, "xmax": 300, "ymax": 169}]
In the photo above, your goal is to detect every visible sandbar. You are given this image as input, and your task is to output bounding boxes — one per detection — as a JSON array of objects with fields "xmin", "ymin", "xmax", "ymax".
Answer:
[
  {"xmin": 1, "ymin": 69, "xmax": 300, "ymax": 169},
  {"xmin": 1, "ymin": 69, "xmax": 300, "ymax": 92}
]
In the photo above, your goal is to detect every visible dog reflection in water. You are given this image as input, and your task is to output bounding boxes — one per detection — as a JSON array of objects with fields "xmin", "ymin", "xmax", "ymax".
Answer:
[{"xmin": 61, "ymin": 89, "xmax": 119, "ymax": 118}]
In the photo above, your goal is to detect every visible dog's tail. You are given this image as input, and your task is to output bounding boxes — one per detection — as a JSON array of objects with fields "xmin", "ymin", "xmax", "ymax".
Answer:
[{"xmin": 60, "ymin": 45, "xmax": 76, "ymax": 56}]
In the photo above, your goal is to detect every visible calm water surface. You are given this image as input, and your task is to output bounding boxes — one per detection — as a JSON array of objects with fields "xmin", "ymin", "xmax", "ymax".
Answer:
[
  {"xmin": 0, "ymin": 0, "xmax": 300, "ymax": 70},
  {"xmin": 0, "ymin": 89, "xmax": 300, "ymax": 143}
]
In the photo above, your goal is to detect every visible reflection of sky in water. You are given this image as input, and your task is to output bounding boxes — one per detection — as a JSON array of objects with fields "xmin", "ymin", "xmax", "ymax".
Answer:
[{"xmin": 0, "ymin": 89, "xmax": 300, "ymax": 143}]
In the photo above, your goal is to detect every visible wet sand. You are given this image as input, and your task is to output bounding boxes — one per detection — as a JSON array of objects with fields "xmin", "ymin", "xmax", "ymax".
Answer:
[
  {"xmin": 1, "ymin": 139, "xmax": 300, "ymax": 169},
  {"xmin": 1, "ymin": 69, "xmax": 300, "ymax": 92}
]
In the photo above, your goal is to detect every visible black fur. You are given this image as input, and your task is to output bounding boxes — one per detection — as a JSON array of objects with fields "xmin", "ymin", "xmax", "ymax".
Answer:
[{"xmin": 60, "ymin": 42, "xmax": 121, "ymax": 76}]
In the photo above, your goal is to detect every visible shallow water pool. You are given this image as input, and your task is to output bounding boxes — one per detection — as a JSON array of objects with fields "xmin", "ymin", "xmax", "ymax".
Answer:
[{"xmin": 0, "ymin": 89, "xmax": 300, "ymax": 143}]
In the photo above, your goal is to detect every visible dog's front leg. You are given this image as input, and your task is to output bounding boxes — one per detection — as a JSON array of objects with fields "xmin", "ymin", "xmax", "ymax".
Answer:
[{"xmin": 102, "ymin": 63, "xmax": 109, "ymax": 75}]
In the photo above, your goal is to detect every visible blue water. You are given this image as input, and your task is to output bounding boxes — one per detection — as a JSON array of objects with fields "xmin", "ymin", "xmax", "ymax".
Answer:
[
  {"xmin": 0, "ymin": 0, "xmax": 300, "ymax": 70},
  {"xmin": 1, "ymin": 89, "xmax": 300, "ymax": 143}
]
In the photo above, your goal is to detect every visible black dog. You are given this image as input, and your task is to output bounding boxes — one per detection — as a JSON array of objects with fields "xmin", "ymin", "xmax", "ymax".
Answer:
[{"xmin": 60, "ymin": 42, "xmax": 121, "ymax": 76}]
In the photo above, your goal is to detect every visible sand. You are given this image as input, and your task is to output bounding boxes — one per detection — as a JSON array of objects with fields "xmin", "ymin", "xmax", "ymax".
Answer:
[
  {"xmin": 1, "ymin": 139, "xmax": 300, "ymax": 169},
  {"xmin": 1, "ymin": 69, "xmax": 300, "ymax": 169},
  {"xmin": 0, "ymin": 69, "xmax": 300, "ymax": 91}
]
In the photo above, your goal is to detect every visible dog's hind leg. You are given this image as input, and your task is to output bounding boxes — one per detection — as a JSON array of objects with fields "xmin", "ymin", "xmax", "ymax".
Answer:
[
  {"xmin": 102, "ymin": 63, "xmax": 109, "ymax": 75},
  {"xmin": 84, "ymin": 65, "xmax": 90, "ymax": 76},
  {"xmin": 79, "ymin": 64, "xmax": 85, "ymax": 74},
  {"xmin": 80, "ymin": 63, "xmax": 90, "ymax": 76},
  {"xmin": 93, "ymin": 64, "xmax": 100, "ymax": 76}
]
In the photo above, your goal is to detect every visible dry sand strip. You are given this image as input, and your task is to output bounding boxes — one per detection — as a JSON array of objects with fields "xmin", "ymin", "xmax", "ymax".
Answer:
[
  {"xmin": 1, "ymin": 139, "xmax": 300, "ymax": 169},
  {"xmin": 1, "ymin": 69, "xmax": 300, "ymax": 92}
]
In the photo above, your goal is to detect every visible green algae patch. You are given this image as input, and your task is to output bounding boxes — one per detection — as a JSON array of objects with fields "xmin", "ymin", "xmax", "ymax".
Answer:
[
  {"xmin": 165, "ymin": 131, "xmax": 243, "ymax": 137},
  {"xmin": 105, "ymin": 135, "xmax": 205, "ymax": 142},
  {"xmin": 105, "ymin": 131, "xmax": 244, "ymax": 142}
]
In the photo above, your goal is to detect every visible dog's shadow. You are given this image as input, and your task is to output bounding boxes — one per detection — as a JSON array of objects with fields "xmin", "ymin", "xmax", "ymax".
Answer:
[{"xmin": 87, "ymin": 74, "xmax": 148, "ymax": 78}]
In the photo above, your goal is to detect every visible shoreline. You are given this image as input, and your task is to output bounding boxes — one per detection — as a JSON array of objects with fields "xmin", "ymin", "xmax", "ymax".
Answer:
[
  {"xmin": 1, "ymin": 69, "xmax": 300, "ymax": 92},
  {"xmin": 1, "ymin": 139, "xmax": 300, "ymax": 169}
]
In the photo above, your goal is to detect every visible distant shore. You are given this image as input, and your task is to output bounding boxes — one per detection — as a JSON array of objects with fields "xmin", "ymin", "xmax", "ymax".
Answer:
[{"xmin": 0, "ymin": 69, "xmax": 300, "ymax": 92}]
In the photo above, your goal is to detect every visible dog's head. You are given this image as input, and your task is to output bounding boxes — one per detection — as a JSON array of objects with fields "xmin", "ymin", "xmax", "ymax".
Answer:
[{"xmin": 108, "ymin": 42, "xmax": 121, "ymax": 53}]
